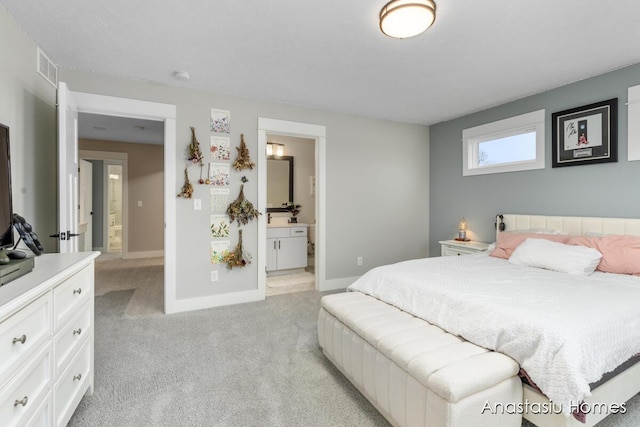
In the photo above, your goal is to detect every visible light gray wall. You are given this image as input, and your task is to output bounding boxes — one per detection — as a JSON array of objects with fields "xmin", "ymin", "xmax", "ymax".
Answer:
[
  {"xmin": 429, "ymin": 63, "xmax": 640, "ymax": 256},
  {"xmin": 0, "ymin": 6, "xmax": 58, "ymax": 253},
  {"xmin": 60, "ymin": 68, "xmax": 430, "ymax": 299}
]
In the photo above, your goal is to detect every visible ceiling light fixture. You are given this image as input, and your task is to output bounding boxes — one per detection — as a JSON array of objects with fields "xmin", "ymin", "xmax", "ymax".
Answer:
[
  {"xmin": 266, "ymin": 143, "xmax": 284, "ymax": 157},
  {"xmin": 379, "ymin": 0, "xmax": 436, "ymax": 39}
]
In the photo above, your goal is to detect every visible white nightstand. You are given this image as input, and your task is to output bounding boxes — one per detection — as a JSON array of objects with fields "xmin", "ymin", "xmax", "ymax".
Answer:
[{"xmin": 439, "ymin": 240, "xmax": 490, "ymax": 256}]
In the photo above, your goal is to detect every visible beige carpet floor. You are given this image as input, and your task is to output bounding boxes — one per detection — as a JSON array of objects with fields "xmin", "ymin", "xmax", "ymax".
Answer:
[{"xmin": 94, "ymin": 256, "xmax": 164, "ymax": 318}]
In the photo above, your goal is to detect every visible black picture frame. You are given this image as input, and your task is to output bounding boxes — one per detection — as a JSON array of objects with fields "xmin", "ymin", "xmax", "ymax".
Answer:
[{"xmin": 552, "ymin": 98, "xmax": 617, "ymax": 168}]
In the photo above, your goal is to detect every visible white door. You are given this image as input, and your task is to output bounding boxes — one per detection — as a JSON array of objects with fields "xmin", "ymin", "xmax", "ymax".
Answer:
[
  {"xmin": 79, "ymin": 159, "xmax": 93, "ymax": 251},
  {"xmin": 57, "ymin": 82, "xmax": 79, "ymax": 253}
]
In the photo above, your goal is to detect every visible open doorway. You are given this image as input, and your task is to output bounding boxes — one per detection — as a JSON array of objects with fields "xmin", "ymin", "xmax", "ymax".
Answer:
[{"xmin": 107, "ymin": 164, "xmax": 123, "ymax": 254}]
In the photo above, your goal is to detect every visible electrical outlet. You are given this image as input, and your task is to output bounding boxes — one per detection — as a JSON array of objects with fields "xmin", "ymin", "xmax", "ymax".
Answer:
[
  {"xmin": 211, "ymin": 271, "xmax": 218, "ymax": 282},
  {"xmin": 194, "ymin": 199, "xmax": 202, "ymax": 210},
  {"xmin": 137, "ymin": 200, "xmax": 143, "ymax": 207},
  {"xmin": 357, "ymin": 256, "xmax": 363, "ymax": 266}
]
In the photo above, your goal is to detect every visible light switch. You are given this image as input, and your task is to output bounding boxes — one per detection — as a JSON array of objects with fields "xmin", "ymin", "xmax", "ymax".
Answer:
[
  {"xmin": 137, "ymin": 200, "xmax": 143, "ymax": 207},
  {"xmin": 194, "ymin": 199, "xmax": 202, "ymax": 210}
]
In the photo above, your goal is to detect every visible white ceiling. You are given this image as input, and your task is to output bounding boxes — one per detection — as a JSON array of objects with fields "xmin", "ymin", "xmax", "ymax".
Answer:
[
  {"xmin": 3, "ymin": 0, "xmax": 640, "ymax": 126},
  {"xmin": 78, "ymin": 113, "xmax": 164, "ymax": 145}
]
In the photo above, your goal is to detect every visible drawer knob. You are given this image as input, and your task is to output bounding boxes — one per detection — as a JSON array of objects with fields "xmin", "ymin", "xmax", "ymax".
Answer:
[
  {"xmin": 14, "ymin": 396, "xmax": 28, "ymax": 407},
  {"xmin": 12, "ymin": 334, "xmax": 27, "ymax": 345},
  {"xmin": 73, "ymin": 328, "xmax": 82, "ymax": 336},
  {"xmin": 73, "ymin": 288, "xmax": 82, "ymax": 295},
  {"xmin": 73, "ymin": 373, "xmax": 82, "ymax": 381}
]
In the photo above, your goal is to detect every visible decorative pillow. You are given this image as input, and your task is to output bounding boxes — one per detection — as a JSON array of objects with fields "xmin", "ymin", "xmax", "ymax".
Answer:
[
  {"xmin": 568, "ymin": 235, "xmax": 640, "ymax": 276},
  {"xmin": 490, "ymin": 232, "xmax": 570, "ymax": 259},
  {"xmin": 508, "ymin": 238, "xmax": 602, "ymax": 275}
]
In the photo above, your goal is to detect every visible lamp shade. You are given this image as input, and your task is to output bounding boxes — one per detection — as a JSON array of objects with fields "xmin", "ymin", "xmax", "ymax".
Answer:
[{"xmin": 379, "ymin": 0, "xmax": 436, "ymax": 39}]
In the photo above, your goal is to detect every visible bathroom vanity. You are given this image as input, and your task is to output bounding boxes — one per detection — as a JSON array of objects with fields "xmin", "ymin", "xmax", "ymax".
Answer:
[{"xmin": 266, "ymin": 224, "xmax": 308, "ymax": 275}]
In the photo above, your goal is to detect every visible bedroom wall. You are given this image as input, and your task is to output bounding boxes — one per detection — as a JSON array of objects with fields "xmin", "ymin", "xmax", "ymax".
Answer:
[
  {"xmin": 0, "ymin": 6, "xmax": 58, "ymax": 253},
  {"xmin": 60, "ymin": 68, "xmax": 430, "ymax": 299},
  {"xmin": 79, "ymin": 139, "xmax": 164, "ymax": 254},
  {"xmin": 429, "ymin": 62, "xmax": 640, "ymax": 256}
]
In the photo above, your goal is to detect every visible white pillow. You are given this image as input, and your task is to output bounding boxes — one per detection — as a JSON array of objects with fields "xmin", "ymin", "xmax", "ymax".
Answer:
[{"xmin": 508, "ymin": 238, "xmax": 602, "ymax": 275}]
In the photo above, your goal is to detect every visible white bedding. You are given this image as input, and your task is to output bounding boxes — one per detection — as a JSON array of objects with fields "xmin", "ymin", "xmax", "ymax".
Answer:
[{"xmin": 347, "ymin": 253, "xmax": 640, "ymax": 414}]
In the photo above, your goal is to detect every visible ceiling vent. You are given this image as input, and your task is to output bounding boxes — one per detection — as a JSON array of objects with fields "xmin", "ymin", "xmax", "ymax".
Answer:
[{"xmin": 37, "ymin": 47, "xmax": 58, "ymax": 88}]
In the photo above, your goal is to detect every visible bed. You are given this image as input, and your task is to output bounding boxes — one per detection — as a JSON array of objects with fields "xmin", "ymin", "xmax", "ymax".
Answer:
[{"xmin": 318, "ymin": 214, "xmax": 640, "ymax": 427}]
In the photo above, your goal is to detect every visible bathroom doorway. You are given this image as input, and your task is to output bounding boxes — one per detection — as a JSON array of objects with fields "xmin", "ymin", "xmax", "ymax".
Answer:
[{"xmin": 107, "ymin": 164, "xmax": 123, "ymax": 254}]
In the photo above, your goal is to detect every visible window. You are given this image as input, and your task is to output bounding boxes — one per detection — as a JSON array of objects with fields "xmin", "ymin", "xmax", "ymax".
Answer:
[{"xmin": 462, "ymin": 109, "xmax": 545, "ymax": 176}]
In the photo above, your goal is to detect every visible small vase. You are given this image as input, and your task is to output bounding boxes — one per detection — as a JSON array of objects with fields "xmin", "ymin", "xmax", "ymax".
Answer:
[{"xmin": 289, "ymin": 216, "xmax": 298, "ymax": 223}]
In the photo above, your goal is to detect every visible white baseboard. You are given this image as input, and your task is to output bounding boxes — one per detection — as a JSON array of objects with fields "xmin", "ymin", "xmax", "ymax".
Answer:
[
  {"xmin": 170, "ymin": 289, "xmax": 264, "ymax": 314},
  {"xmin": 320, "ymin": 276, "xmax": 360, "ymax": 292},
  {"xmin": 124, "ymin": 250, "xmax": 164, "ymax": 259}
]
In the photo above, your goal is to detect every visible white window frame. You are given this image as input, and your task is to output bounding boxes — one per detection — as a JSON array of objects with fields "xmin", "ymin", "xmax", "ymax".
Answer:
[{"xmin": 462, "ymin": 109, "xmax": 545, "ymax": 176}]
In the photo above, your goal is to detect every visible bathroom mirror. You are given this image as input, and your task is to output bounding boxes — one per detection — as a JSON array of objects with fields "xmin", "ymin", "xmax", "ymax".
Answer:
[{"xmin": 267, "ymin": 155, "xmax": 294, "ymax": 212}]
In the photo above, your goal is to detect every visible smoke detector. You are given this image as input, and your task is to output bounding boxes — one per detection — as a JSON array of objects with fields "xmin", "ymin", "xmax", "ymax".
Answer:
[{"xmin": 174, "ymin": 71, "xmax": 191, "ymax": 81}]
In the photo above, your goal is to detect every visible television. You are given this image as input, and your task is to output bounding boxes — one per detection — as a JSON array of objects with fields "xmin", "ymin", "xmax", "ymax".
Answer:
[{"xmin": 0, "ymin": 123, "xmax": 14, "ymax": 252}]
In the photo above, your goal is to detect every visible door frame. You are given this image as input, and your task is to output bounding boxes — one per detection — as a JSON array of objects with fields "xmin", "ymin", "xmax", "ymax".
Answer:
[
  {"xmin": 70, "ymin": 89, "xmax": 177, "ymax": 314},
  {"xmin": 257, "ymin": 118, "xmax": 327, "ymax": 297},
  {"xmin": 79, "ymin": 150, "xmax": 128, "ymax": 256}
]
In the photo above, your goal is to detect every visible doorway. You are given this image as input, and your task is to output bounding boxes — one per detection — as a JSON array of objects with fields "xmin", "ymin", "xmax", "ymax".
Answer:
[
  {"xmin": 107, "ymin": 164, "xmax": 123, "ymax": 253},
  {"xmin": 257, "ymin": 118, "xmax": 327, "ymax": 299}
]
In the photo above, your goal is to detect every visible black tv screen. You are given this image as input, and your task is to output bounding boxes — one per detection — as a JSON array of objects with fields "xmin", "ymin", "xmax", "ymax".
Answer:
[{"xmin": 0, "ymin": 123, "xmax": 14, "ymax": 251}]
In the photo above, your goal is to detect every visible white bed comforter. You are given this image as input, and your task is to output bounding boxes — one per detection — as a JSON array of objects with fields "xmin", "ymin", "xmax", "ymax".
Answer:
[{"xmin": 347, "ymin": 253, "xmax": 640, "ymax": 413}]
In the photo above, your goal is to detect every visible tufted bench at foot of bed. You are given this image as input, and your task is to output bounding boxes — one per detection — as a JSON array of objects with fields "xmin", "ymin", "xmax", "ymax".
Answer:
[{"xmin": 319, "ymin": 292, "xmax": 522, "ymax": 427}]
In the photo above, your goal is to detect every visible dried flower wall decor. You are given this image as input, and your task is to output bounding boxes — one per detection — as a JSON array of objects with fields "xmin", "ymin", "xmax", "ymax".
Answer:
[
  {"xmin": 187, "ymin": 126, "xmax": 205, "ymax": 165},
  {"xmin": 226, "ymin": 184, "xmax": 261, "ymax": 225},
  {"xmin": 232, "ymin": 134, "xmax": 255, "ymax": 171},
  {"xmin": 177, "ymin": 167, "xmax": 194, "ymax": 198},
  {"xmin": 221, "ymin": 229, "xmax": 251, "ymax": 269}
]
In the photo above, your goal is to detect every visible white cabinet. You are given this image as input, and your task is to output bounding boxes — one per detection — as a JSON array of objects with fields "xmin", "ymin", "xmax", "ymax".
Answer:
[
  {"xmin": 439, "ymin": 240, "xmax": 490, "ymax": 256},
  {"xmin": 267, "ymin": 226, "xmax": 307, "ymax": 273},
  {"xmin": 0, "ymin": 252, "xmax": 99, "ymax": 427}
]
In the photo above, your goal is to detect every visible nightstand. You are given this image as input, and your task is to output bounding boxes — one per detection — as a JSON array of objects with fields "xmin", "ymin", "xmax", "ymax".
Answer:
[{"xmin": 439, "ymin": 240, "xmax": 490, "ymax": 256}]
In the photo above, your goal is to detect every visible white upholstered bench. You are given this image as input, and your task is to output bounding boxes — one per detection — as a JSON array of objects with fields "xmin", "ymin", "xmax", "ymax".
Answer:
[{"xmin": 318, "ymin": 291, "xmax": 522, "ymax": 427}]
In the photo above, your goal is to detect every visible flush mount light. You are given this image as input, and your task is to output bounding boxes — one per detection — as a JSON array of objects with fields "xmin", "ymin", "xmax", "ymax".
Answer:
[
  {"xmin": 266, "ymin": 143, "xmax": 284, "ymax": 157},
  {"xmin": 379, "ymin": 0, "xmax": 436, "ymax": 39}
]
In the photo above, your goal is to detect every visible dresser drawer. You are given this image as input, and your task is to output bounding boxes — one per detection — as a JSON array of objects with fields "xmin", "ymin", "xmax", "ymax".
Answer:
[
  {"xmin": 54, "ymin": 339, "xmax": 91, "ymax": 427},
  {"xmin": 53, "ymin": 299, "xmax": 91, "ymax": 378},
  {"xmin": 0, "ymin": 293, "xmax": 51, "ymax": 387},
  {"xmin": 0, "ymin": 344, "xmax": 51, "ymax": 427},
  {"xmin": 267, "ymin": 227, "xmax": 290, "ymax": 238},
  {"xmin": 53, "ymin": 266, "xmax": 92, "ymax": 331},
  {"xmin": 25, "ymin": 391, "xmax": 51, "ymax": 427},
  {"xmin": 442, "ymin": 246, "xmax": 477, "ymax": 256}
]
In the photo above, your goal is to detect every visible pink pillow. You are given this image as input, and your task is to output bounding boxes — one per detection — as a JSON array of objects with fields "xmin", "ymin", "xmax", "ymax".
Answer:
[
  {"xmin": 490, "ymin": 232, "xmax": 570, "ymax": 259},
  {"xmin": 568, "ymin": 235, "xmax": 640, "ymax": 276}
]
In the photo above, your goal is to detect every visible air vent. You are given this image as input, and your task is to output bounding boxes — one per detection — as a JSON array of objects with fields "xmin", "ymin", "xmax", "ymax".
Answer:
[{"xmin": 37, "ymin": 47, "xmax": 57, "ymax": 88}]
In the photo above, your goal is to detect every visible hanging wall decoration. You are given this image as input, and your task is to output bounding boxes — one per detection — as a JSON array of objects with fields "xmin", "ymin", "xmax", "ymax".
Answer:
[
  {"xmin": 226, "ymin": 184, "xmax": 261, "ymax": 225},
  {"xmin": 210, "ymin": 188, "xmax": 230, "ymax": 212},
  {"xmin": 210, "ymin": 240, "xmax": 230, "ymax": 264},
  {"xmin": 210, "ymin": 215, "xmax": 230, "ymax": 238},
  {"xmin": 186, "ymin": 127, "xmax": 205, "ymax": 184},
  {"xmin": 221, "ymin": 229, "xmax": 251, "ymax": 269},
  {"xmin": 211, "ymin": 109, "xmax": 231, "ymax": 134},
  {"xmin": 211, "ymin": 136, "xmax": 231, "ymax": 161},
  {"xmin": 208, "ymin": 163, "xmax": 230, "ymax": 186},
  {"xmin": 232, "ymin": 134, "xmax": 255, "ymax": 171},
  {"xmin": 177, "ymin": 167, "xmax": 194, "ymax": 198}
]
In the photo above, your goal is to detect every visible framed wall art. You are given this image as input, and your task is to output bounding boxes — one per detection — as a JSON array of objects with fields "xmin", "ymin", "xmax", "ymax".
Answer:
[{"xmin": 552, "ymin": 98, "xmax": 617, "ymax": 167}]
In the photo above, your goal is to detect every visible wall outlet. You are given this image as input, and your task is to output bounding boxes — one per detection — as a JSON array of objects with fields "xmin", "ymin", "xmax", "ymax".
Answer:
[
  {"xmin": 357, "ymin": 256, "xmax": 363, "ymax": 266},
  {"xmin": 137, "ymin": 200, "xmax": 143, "ymax": 207},
  {"xmin": 194, "ymin": 199, "xmax": 202, "ymax": 210},
  {"xmin": 211, "ymin": 271, "xmax": 218, "ymax": 282}
]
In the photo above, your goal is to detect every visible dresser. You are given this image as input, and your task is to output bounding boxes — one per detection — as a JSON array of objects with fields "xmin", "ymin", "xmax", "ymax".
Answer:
[
  {"xmin": 0, "ymin": 252, "xmax": 99, "ymax": 427},
  {"xmin": 267, "ymin": 225, "xmax": 308, "ymax": 274},
  {"xmin": 439, "ymin": 240, "xmax": 490, "ymax": 256}
]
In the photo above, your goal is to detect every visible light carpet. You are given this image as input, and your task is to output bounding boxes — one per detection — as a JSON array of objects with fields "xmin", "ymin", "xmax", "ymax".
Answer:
[{"xmin": 68, "ymin": 258, "xmax": 640, "ymax": 426}]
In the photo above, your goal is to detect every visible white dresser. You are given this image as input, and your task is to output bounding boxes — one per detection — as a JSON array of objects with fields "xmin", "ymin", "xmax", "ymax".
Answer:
[
  {"xmin": 0, "ymin": 252, "xmax": 99, "ymax": 427},
  {"xmin": 267, "ymin": 225, "xmax": 308, "ymax": 274}
]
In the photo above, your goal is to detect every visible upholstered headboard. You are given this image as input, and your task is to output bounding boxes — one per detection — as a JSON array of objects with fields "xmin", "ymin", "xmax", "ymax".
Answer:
[{"xmin": 496, "ymin": 214, "xmax": 640, "ymax": 241}]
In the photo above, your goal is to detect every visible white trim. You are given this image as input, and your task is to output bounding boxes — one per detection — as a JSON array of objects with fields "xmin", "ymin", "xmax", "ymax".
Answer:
[
  {"xmin": 257, "ymin": 118, "xmax": 328, "ymax": 293},
  {"xmin": 172, "ymin": 289, "xmax": 263, "ymax": 313},
  {"xmin": 68, "ymin": 86, "xmax": 177, "ymax": 314},
  {"xmin": 79, "ymin": 150, "xmax": 128, "ymax": 257},
  {"xmin": 462, "ymin": 109, "xmax": 545, "ymax": 176},
  {"xmin": 124, "ymin": 250, "xmax": 164, "ymax": 259},
  {"xmin": 628, "ymin": 85, "xmax": 640, "ymax": 161}
]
